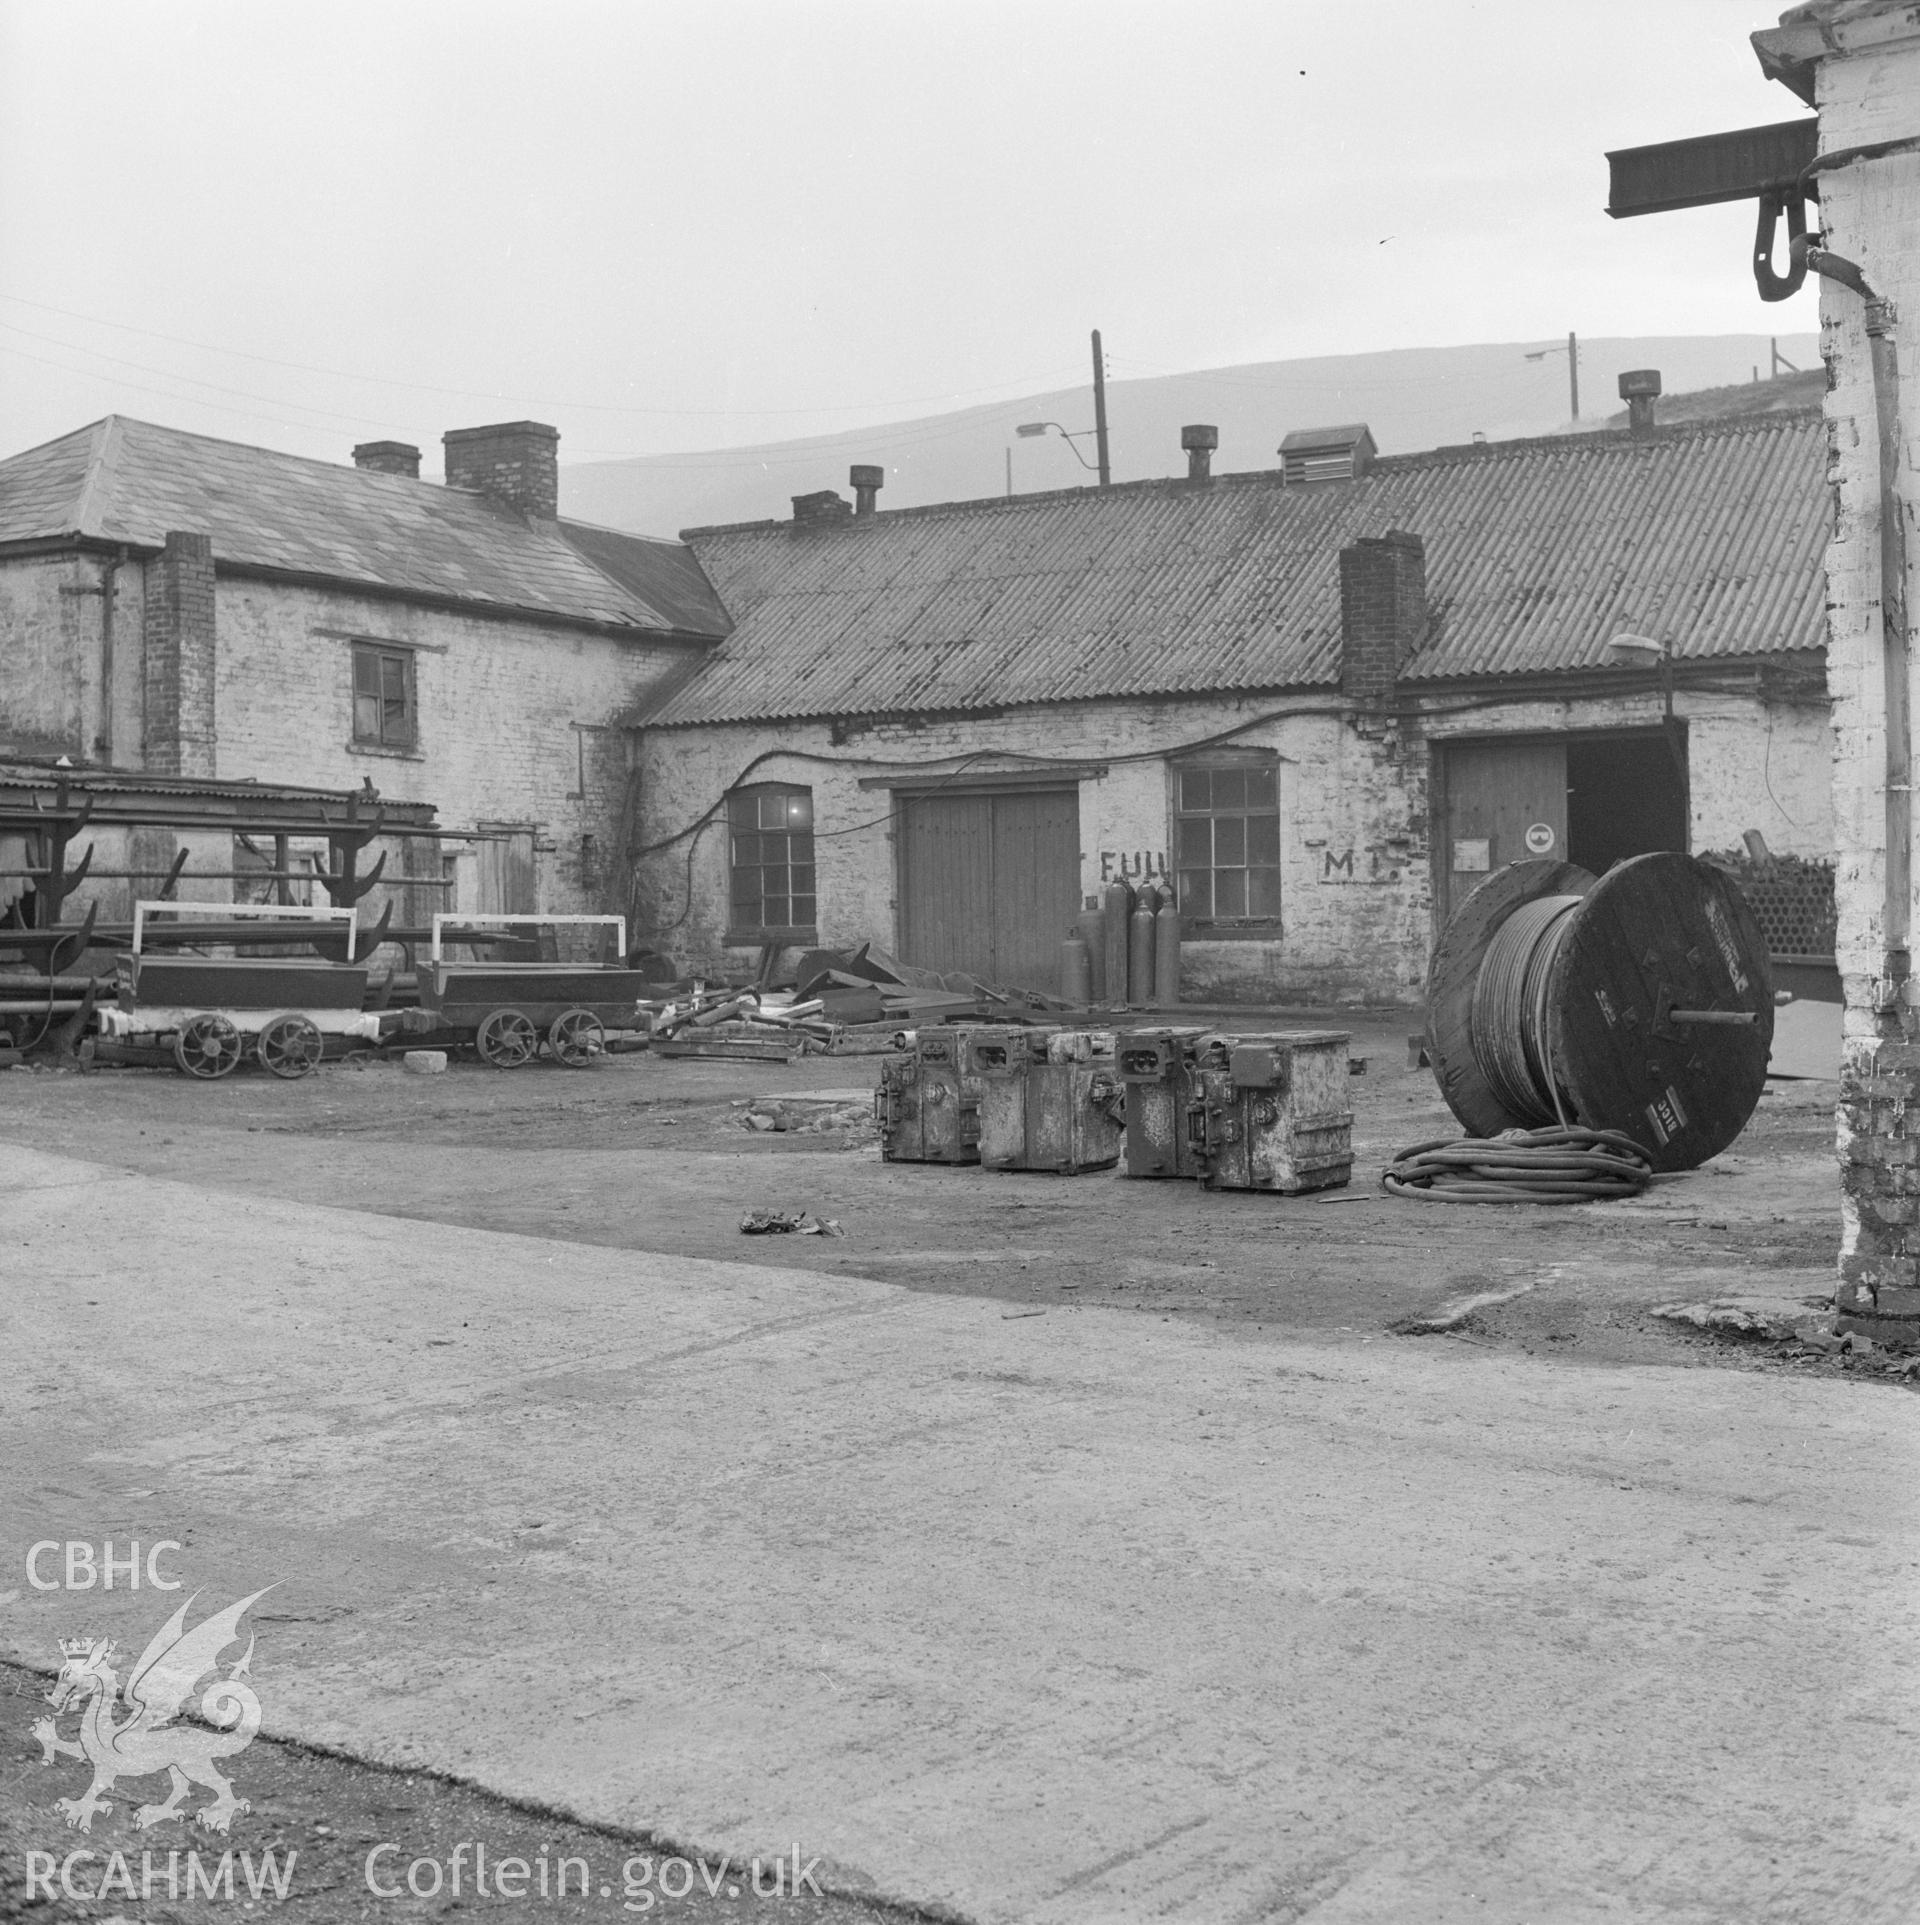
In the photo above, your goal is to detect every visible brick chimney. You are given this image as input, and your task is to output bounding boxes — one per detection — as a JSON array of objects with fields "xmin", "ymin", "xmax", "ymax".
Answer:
[
  {"xmin": 850, "ymin": 464, "xmax": 884, "ymax": 517},
  {"xmin": 143, "ymin": 530, "xmax": 217, "ymax": 777},
  {"xmin": 1181, "ymin": 424, "xmax": 1218, "ymax": 484},
  {"xmin": 792, "ymin": 489, "xmax": 853, "ymax": 532},
  {"xmin": 443, "ymin": 421, "xmax": 560, "ymax": 518},
  {"xmin": 1619, "ymin": 369, "xmax": 1662, "ymax": 439},
  {"xmin": 353, "ymin": 440, "xmax": 422, "ymax": 478},
  {"xmin": 1338, "ymin": 530, "xmax": 1427, "ymax": 708}
]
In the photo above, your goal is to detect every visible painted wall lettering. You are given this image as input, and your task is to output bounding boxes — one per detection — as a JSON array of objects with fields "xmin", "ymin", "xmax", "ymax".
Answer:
[{"xmin": 1098, "ymin": 850, "xmax": 1168, "ymax": 881}]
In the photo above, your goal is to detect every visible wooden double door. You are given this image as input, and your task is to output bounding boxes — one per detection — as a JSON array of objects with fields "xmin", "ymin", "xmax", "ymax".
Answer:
[{"xmin": 896, "ymin": 786, "xmax": 1080, "ymax": 992}]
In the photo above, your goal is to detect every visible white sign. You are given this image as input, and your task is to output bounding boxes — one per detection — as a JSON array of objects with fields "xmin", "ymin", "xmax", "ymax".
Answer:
[
  {"xmin": 1524, "ymin": 822, "xmax": 1557, "ymax": 855},
  {"xmin": 1452, "ymin": 839, "xmax": 1491, "ymax": 872}
]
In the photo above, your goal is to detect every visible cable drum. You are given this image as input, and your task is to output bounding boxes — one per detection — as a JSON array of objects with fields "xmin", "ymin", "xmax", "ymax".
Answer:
[
  {"xmin": 1423, "ymin": 852, "xmax": 1775, "ymax": 1177},
  {"xmin": 1469, "ymin": 893, "xmax": 1581, "ymax": 1125}
]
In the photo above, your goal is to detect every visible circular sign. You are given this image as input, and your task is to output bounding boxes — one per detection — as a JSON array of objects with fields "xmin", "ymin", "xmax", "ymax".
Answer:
[{"xmin": 1524, "ymin": 822, "xmax": 1557, "ymax": 855}]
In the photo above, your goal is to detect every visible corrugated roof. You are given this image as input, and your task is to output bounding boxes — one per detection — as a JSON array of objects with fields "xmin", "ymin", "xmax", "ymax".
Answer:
[
  {"xmin": 650, "ymin": 412, "xmax": 1825, "ymax": 727},
  {"xmin": 0, "ymin": 417, "xmax": 730, "ymax": 638}
]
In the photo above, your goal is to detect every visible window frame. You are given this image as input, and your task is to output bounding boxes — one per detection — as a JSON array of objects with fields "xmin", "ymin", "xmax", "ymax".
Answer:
[
  {"xmin": 1171, "ymin": 753, "xmax": 1283, "ymax": 938},
  {"xmin": 350, "ymin": 641, "xmax": 417, "ymax": 752},
  {"xmin": 724, "ymin": 783, "xmax": 818, "ymax": 945}
]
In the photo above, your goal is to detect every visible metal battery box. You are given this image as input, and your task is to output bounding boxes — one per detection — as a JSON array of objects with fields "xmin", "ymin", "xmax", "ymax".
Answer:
[
  {"xmin": 875, "ymin": 1026, "xmax": 987, "ymax": 1163},
  {"xmin": 1190, "ymin": 1029, "xmax": 1354, "ymax": 1193},
  {"xmin": 1116, "ymin": 1026, "xmax": 1214, "ymax": 1179},
  {"xmin": 967, "ymin": 1026, "xmax": 1125, "ymax": 1174}
]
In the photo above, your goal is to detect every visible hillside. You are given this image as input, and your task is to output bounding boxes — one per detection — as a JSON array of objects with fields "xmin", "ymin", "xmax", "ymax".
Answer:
[
  {"xmin": 560, "ymin": 333, "xmax": 1819, "ymax": 538},
  {"xmin": 1603, "ymin": 365, "xmax": 1824, "ymax": 428}
]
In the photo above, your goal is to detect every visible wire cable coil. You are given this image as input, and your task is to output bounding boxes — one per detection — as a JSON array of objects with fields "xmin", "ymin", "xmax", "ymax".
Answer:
[
  {"xmin": 1382, "ymin": 1125, "xmax": 1655, "ymax": 1204},
  {"xmin": 1470, "ymin": 893, "xmax": 1582, "ymax": 1125}
]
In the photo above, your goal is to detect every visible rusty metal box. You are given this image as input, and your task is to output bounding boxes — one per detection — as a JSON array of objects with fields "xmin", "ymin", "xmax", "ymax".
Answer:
[
  {"xmin": 967, "ymin": 1026, "xmax": 1124, "ymax": 1174},
  {"xmin": 1190, "ymin": 1029, "xmax": 1353, "ymax": 1193},
  {"xmin": 874, "ymin": 1027, "xmax": 986, "ymax": 1163},
  {"xmin": 1117, "ymin": 1026, "xmax": 1214, "ymax": 1178}
]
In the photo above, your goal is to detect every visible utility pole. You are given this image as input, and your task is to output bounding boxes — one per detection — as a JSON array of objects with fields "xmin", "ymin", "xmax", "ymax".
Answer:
[{"xmin": 1091, "ymin": 329, "xmax": 1112, "ymax": 488}]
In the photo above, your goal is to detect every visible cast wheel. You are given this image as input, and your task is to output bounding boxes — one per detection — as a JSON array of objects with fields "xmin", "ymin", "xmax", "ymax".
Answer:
[
  {"xmin": 475, "ymin": 1007, "xmax": 538, "ymax": 1068},
  {"xmin": 548, "ymin": 1008, "xmax": 605, "ymax": 1068},
  {"xmin": 258, "ymin": 1013, "xmax": 324, "ymax": 1079},
  {"xmin": 174, "ymin": 1012, "xmax": 244, "ymax": 1080}
]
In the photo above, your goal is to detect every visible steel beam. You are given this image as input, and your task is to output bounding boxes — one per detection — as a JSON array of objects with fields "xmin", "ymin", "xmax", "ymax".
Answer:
[{"xmin": 1606, "ymin": 118, "xmax": 1819, "ymax": 218}]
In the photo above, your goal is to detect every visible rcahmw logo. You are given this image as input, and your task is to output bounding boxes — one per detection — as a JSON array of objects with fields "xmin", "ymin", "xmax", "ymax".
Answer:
[
  {"xmin": 24, "ymin": 1846, "xmax": 296, "ymax": 1905},
  {"xmin": 33, "ymin": 1586, "xmax": 273, "ymax": 1835}
]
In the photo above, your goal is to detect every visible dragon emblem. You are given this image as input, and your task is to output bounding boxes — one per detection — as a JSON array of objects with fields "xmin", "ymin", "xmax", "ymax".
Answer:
[{"xmin": 33, "ymin": 1588, "xmax": 272, "ymax": 1834}]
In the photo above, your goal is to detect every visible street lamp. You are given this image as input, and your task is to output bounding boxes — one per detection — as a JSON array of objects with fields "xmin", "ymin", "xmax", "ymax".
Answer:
[
  {"xmin": 1524, "ymin": 331, "xmax": 1581, "ymax": 422},
  {"xmin": 1015, "ymin": 420, "xmax": 1103, "ymax": 472}
]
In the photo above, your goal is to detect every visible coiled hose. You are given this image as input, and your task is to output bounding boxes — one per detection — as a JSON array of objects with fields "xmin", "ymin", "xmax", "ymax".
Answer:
[{"xmin": 1382, "ymin": 1125, "xmax": 1654, "ymax": 1203}]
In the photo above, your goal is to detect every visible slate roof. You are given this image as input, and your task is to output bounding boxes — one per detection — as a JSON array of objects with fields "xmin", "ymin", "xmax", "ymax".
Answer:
[
  {"xmin": 0, "ymin": 417, "xmax": 730, "ymax": 638},
  {"xmin": 649, "ymin": 412, "xmax": 1825, "ymax": 727}
]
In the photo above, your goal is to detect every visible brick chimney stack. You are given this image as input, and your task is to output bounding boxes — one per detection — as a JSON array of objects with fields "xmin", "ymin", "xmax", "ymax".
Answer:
[
  {"xmin": 443, "ymin": 421, "xmax": 560, "ymax": 519},
  {"xmin": 791, "ymin": 489, "xmax": 853, "ymax": 532},
  {"xmin": 144, "ymin": 530, "xmax": 217, "ymax": 777},
  {"xmin": 1338, "ymin": 530, "xmax": 1427, "ymax": 709},
  {"xmin": 353, "ymin": 440, "xmax": 422, "ymax": 478}
]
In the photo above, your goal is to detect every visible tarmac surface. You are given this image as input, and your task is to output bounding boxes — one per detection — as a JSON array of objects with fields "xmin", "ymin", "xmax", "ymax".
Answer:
[{"xmin": 3, "ymin": 1025, "xmax": 1918, "ymax": 1923}]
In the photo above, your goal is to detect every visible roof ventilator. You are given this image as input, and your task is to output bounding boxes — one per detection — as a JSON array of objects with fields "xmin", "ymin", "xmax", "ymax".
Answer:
[{"xmin": 1279, "ymin": 424, "xmax": 1376, "ymax": 485}]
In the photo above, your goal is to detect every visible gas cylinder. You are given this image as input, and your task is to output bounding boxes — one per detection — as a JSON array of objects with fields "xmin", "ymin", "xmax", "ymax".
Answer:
[
  {"xmin": 1060, "ymin": 928, "xmax": 1093, "ymax": 1004},
  {"xmin": 1102, "ymin": 880, "xmax": 1133, "ymax": 1006},
  {"xmin": 1154, "ymin": 890, "xmax": 1182, "ymax": 1007},
  {"xmin": 1129, "ymin": 889, "xmax": 1158, "ymax": 1006},
  {"xmin": 1075, "ymin": 905, "xmax": 1108, "ymax": 1002}
]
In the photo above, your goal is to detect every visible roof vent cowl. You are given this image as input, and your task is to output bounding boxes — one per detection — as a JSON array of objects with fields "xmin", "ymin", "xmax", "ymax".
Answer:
[
  {"xmin": 1181, "ymin": 424, "xmax": 1219, "ymax": 485},
  {"xmin": 850, "ymin": 464, "xmax": 884, "ymax": 517},
  {"xmin": 1619, "ymin": 369, "xmax": 1662, "ymax": 440}
]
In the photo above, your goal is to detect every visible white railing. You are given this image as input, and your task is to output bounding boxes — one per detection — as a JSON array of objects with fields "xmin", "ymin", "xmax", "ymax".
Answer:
[
  {"xmin": 131, "ymin": 899, "xmax": 358, "ymax": 956},
  {"xmin": 428, "ymin": 913, "xmax": 626, "ymax": 964}
]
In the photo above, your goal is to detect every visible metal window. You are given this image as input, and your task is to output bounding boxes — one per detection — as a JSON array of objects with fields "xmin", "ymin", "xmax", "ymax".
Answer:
[
  {"xmin": 1174, "ymin": 763, "xmax": 1281, "ymax": 924},
  {"xmin": 352, "ymin": 643, "xmax": 415, "ymax": 748},
  {"xmin": 728, "ymin": 785, "xmax": 816, "ymax": 935}
]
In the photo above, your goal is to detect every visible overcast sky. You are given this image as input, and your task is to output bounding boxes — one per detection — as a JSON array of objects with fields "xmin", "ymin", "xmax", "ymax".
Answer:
[{"xmin": 0, "ymin": 1, "xmax": 1818, "ymax": 470}]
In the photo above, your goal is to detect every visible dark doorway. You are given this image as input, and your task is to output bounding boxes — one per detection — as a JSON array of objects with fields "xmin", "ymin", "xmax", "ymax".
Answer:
[{"xmin": 1566, "ymin": 732, "xmax": 1688, "ymax": 877}]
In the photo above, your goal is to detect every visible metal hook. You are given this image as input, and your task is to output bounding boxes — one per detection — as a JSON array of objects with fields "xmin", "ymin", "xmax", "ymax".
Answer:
[{"xmin": 1754, "ymin": 189, "xmax": 1809, "ymax": 302}]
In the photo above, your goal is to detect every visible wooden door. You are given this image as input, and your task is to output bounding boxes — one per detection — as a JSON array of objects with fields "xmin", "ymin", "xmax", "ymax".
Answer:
[
  {"xmin": 1436, "ymin": 740, "xmax": 1567, "ymax": 926},
  {"xmin": 898, "ymin": 788, "xmax": 1080, "ymax": 990},
  {"xmin": 475, "ymin": 827, "xmax": 538, "ymax": 915}
]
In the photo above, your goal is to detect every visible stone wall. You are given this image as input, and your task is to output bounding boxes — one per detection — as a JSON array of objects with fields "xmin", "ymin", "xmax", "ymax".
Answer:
[
  {"xmin": 633, "ymin": 676, "xmax": 1829, "ymax": 1005},
  {"xmin": 211, "ymin": 579, "xmax": 688, "ymax": 915}
]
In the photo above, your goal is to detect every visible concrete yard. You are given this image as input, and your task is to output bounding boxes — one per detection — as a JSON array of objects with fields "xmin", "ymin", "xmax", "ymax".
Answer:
[{"xmin": 3, "ymin": 1018, "xmax": 1917, "ymax": 1924}]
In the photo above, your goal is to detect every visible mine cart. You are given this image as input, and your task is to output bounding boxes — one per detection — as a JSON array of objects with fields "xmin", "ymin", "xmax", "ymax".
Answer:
[
  {"xmin": 415, "ymin": 914, "xmax": 647, "ymax": 1067},
  {"xmin": 99, "ymin": 901, "xmax": 380, "ymax": 1079}
]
